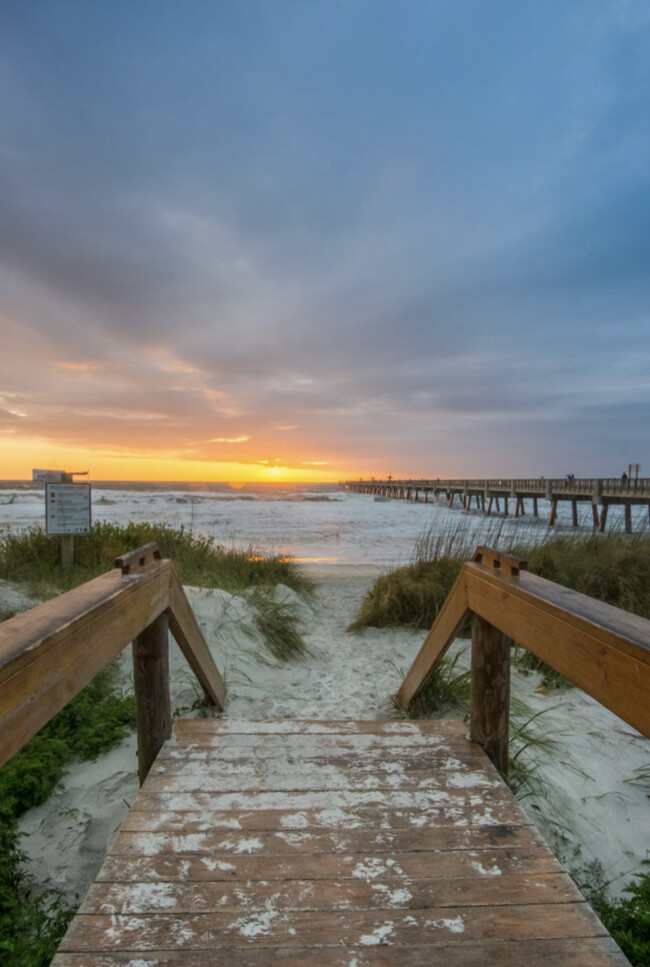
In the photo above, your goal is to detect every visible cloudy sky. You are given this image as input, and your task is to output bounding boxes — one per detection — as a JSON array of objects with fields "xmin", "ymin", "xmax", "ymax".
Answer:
[{"xmin": 1, "ymin": 1, "xmax": 649, "ymax": 481}]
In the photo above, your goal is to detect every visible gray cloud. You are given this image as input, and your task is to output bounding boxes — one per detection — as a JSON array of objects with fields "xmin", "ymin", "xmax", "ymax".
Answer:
[{"xmin": 1, "ymin": 1, "xmax": 649, "ymax": 477}]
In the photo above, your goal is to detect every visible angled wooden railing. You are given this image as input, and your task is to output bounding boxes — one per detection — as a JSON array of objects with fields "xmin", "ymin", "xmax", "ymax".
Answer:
[
  {"xmin": 0, "ymin": 543, "xmax": 226, "ymax": 783},
  {"xmin": 397, "ymin": 546, "xmax": 650, "ymax": 777}
]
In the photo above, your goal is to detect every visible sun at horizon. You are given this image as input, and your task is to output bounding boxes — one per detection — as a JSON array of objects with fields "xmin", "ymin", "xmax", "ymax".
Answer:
[{"xmin": 0, "ymin": 437, "xmax": 367, "ymax": 484}]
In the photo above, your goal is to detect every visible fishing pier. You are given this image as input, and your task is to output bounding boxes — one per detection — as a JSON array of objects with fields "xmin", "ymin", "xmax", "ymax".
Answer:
[
  {"xmin": 345, "ymin": 477, "xmax": 650, "ymax": 532},
  {"xmin": 1, "ymin": 543, "xmax": 648, "ymax": 964}
]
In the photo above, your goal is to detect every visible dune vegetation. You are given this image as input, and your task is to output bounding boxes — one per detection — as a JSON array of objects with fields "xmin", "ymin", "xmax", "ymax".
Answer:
[
  {"xmin": 351, "ymin": 520, "xmax": 650, "ymax": 632},
  {"xmin": 0, "ymin": 520, "xmax": 313, "ymax": 596}
]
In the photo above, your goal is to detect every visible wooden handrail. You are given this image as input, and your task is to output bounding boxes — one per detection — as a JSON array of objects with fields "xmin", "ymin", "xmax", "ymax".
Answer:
[
  {"xmin": 0, "ymin": 545, "xmax": 226, "ymax": 781},
  {"xmin": 397, "ymin": 547, "xmax": 650, "ymax": 775}
]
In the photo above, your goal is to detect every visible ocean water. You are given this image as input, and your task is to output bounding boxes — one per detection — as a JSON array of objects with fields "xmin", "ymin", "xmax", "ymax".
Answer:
[{"xmin": 0, "ymin": 480, "xmax": 642, "ymax": 566}]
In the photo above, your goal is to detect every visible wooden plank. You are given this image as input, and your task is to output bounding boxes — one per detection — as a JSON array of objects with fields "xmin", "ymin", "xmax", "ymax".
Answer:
[
  {"xmin": 168, "ymin": 570, "xmax": 226, "ymax": 710},
  {"xmin": 464, "ymin": 565, "xmax": 650, "ymax": 738},
  {"xmin": 51, "ymin": 936, "xmax": 632, "ymax": 967},
  {"xmin": 150, "ymin": 748, "xmax": 496, "ymax": 776},
  {"xmin": 141, "ymin": 756, "xmax": 506, "ymax": 793},
  {"xmin": 58, "ymin": 902, "xmax": 607, "ymax": 950},
  {"xmin": 81, "ymin": 871, "xmax": 580, "ymax": 914},
  {"xmin": 0, "ymin": 563, "xmax": 172, "ymax": 768},
  {"xmin": 111, "ymin": 812, "xmax": 543, "ymax": 856},
  {"xmin": 466, "ymin": 563, "xmax": 650, "ymax": 658},
  {"xmin": 0, "ymin": 567, "xmax": 159, "ymax": 678},
  {"xmin": 170, "ymin": 718, "xmax": 468, "ymax": 736},
  {"xmin": 396, "ymin": 572, "xmax": 470, "ymax": 707},
  {"xmin": 153, "ymin": 756, "xmax": 497, "ymax": 789},
  {"xmin": 121, "ymin": 801, "xmax": 537, "ymax": 832},
  {"xmin": 155, "ymin": 730, "xmax": 486, "ymax": 760},
  {"xmin": 111, "ymin": 823, "xmax": 545, "ymax": 855},
  {"xmin": 125, "ymin": 786, "xmax": 522, "ymax": 815},
  {"xmin": 96, "ymin": 846, "xmax": 561, "ymax": 885}
]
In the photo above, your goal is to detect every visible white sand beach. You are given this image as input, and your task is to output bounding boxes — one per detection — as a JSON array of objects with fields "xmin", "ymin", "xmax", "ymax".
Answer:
[{"xmin": 13, "ymin": 563, "xmax": 649, "ymax": 910}]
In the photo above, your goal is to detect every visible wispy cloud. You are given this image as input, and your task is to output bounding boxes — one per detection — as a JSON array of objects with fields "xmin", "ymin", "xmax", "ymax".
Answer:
[{"xmin": 209, "ymin": 436, "xmax": 250, "ymax": 444}]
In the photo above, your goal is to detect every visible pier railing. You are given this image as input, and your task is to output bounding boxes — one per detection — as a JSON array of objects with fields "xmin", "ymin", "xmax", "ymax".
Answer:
[
  {"xmin": 345, "ymin": 476, "xmax": 650, "ymax": 531},
  {"xmin": 347, "ymin": 476, "xmax": 650, "ymax": 496},
  {"xmin": 397, "ymin": 546, "xmax": 650, "ymax": 777},
  {"xmin": 0, "ymin": 542, "xmax": 226, "ymax": 784}
]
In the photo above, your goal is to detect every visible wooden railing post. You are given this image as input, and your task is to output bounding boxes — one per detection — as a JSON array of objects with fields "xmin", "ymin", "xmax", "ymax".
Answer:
[
  {"xmin": 470, "ymin": 614, "xmax": 511, "ymax": 779},
  {"xmin": 133, "ymin": 610, "xmax": 171, "ymax": 786}
]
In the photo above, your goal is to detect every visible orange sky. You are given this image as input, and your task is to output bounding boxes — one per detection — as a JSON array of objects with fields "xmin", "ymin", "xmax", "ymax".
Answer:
[{"xmin": 1, "ymin": 436, "xmax": 361, "ymax": 483}]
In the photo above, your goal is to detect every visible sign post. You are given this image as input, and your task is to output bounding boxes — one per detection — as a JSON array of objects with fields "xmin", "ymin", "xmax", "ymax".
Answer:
[{"xmin": 40, "ymin": 475, "xmax": 92, "ymax": 570}]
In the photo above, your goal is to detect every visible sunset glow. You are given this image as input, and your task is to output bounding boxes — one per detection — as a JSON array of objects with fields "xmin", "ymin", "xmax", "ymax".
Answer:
[{"xmin": 0, "ymin": 438, "xmax": 357, "ymax": 484}]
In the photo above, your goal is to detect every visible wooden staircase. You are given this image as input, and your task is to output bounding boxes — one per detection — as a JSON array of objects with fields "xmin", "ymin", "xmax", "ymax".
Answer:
[
  {"xmin": 52, "ymin": 719, "xmax": 628, "ymax": 965},
  {"xmin": 2, "ymin": 543, "xmax": 647, "ymax": 965}
]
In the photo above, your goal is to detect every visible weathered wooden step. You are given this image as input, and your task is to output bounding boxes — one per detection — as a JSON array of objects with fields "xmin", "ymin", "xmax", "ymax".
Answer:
[{"xmin": 52, "ymin": 719, "xmax": 629, "ymax": 966}]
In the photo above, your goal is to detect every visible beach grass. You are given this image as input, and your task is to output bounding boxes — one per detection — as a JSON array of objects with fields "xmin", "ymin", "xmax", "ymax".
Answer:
[
  {"xmin": 250, "ymin": 588, "xmax": 310, "ymax": 662},
  {"xmin": 348, "ymin": 556, "xmax": 464, "ymax": 631},
  {"xmin": 0, "ymin": 521, "xmax": 313, "ymax": 596},
  {"xmin": 349, "ymin": 517, "xmax": 518, "ymax": 631},
  {"xmin": 517, "ymin": 531, "xmax": 650, "ymax": 618},
  {"xmin": 350, "ymin": 522, "xmax": 650, "ymax": 662},
  {"xmin": 402, "ymin": 648, "xmax": 470, "ymax": 719},
  {"xmin": 0, "ymin": 521, "xmax": 313, "ymax": 666}
]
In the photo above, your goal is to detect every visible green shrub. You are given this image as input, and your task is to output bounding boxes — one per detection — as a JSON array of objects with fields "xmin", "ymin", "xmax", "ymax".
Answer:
[
  {"xmin": 600, "ymin": 871, "xmax": 650, "ymax": 966},
  {"xmin": 0, "ymin": 818, "xmax": 74, "ymax": 967},
  {"xmin": 579, "ymin": 863, "xmax": 650, "ymax": 967},
  {"xmin": 0, "ymin": 662, "xmax": 136, "ymax": 965}
]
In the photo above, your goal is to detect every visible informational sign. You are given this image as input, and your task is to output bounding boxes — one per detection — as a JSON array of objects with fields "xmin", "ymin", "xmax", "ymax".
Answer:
[
  {"xmin": 33, "ymin": 469, "xmax": 66, "ymax": 483},
  {"xmin": 629, "ymin": 463, "xmax": 641, "ymax": 477},
  {"xmin": 45, "ymin": 484, "xmax": 92, "ymax": 535}
]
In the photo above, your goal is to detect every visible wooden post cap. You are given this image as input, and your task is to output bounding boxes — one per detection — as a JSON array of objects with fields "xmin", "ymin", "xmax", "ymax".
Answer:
[
  {"xmin": 472, "ymin": 546, "xmax": 527, "ymax": 577},
  {"xmin": 115, "ymin": 542, "xmax": 163, "ymax": 575}
]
